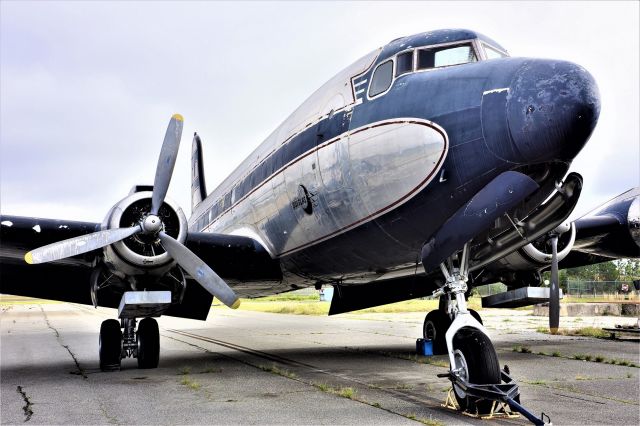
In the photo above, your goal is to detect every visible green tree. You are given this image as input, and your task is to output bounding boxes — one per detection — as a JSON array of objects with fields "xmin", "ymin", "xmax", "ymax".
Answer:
[{"xmin": 565, "ymin": 260, "xmax": 620, "ymax": 281}]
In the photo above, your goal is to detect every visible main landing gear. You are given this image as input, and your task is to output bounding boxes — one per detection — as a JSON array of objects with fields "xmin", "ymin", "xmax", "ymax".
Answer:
[
  {"xmin": 99, "ymin": 317, "xmax": 160, "ymax": 371},
  {"xmin": 425, "ymin": 243, "xmax": 549, "ymax": 425}
]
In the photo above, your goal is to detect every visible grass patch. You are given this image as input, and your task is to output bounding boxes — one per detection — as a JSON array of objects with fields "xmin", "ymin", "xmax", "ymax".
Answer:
[
  {"xmin": 224, "ymin": 294, "xmax": 483, "ymax": 315},
  {"xmin": 425, "ymin": 358, "xmax": 450, "ymax": 368},
  {"xmin": 512, "ymin": 345, "xmax": 532, "ymax": 353},
  {"xmin": 536, "ymin": 350, "xmax": 638, "ymax": 368},
  {"xmin": 200, "ymin": 365, "xmax": 222, "ymax": 374},
  {"xmin": 420, "ymin": 418, "xmax": 444, "ymax": 426},
  {"xmin": 372, "ymin": 349, "xmax": 449, "ymax": 367},
  {"xmin": 259, "ymin": 364, "xmax": 298, "ymax": 379},
  {"xmin": 312, "ymin": 383, "xmax": 356, "ymax": 400},
  {"xmin": 338, "ymin": 387, "xmax": 356, "ymax": 399},
  {"xmin": 253, "ymin": 294, "xmax": 320, "ymax": 302},
  {"xmin": 237, "ymin": 300, "xmax": 329, "ymax": 315},
  {"xmin": 537, "ymin": 326, "xmax": 611, "ymax": 339},
  {"xmin": 352, "ymin": 297, "xmax": 481, "ymax": 314},
  {"xmin": 524, "ymin": 379, "xmax": 547, "ymax": 385},
  {"xmin": 177, "ymin": 366, "xmax": 191, "ymax": 375},
  {"xmin": 563, "ymin": 295, "xmax": 639, "ymax": 303},
  {"xmin": 390, "ymin": 383, "xmax": 414, "ymax": 390},
  {"xmin": 402, "ymin": 413, "xmax": 444, "ymax": 425},
  {"xmin": 316, "ymin": 383, "xmax": 331, "ymax": 392},
  {"xmin": 179, "ymin": 377, "xmax": 201, "ymax": 390}
]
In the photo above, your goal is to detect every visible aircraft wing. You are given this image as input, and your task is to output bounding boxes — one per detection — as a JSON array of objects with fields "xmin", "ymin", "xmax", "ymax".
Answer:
[
  {"xmin": 0, "ymin": 214, "xmax": 281, "ymax": 320},
  {"xmin": 560, "ymin": 188, "xmax": 640, "ymax": 268}
]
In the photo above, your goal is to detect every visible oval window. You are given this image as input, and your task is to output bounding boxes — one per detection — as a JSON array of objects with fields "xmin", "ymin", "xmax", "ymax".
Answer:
[{"xmin": 369, "ymin": 60, "xmax": 393, "ymax": 97}]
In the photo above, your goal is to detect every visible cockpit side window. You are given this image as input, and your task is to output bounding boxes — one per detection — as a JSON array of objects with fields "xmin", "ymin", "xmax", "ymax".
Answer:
[
  {"xmin": 484, "ymin": 44, "xmax": 508, "ymax": 59},
  {"xmin": 395, "ymin": 51, "xmax": 413, "ymax": 77},
  {"xmin": 418, "ymin": 43, "xmax": 477, "ymax": 70},
  {"xmin": 369, "ymin": 60, "xmax": 393, "ymax": 97}
]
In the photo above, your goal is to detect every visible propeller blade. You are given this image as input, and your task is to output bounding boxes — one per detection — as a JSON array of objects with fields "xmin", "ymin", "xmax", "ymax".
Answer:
[
  {"xmin": 25, "ymin": 225, "xmax": 141, "ymax": 265},
  {"xmin": 549, "ymin": 235, "xmax": 560, "ymax": 334},
  {"xmin": 151, "ymin": 114, "xmax": 184, "ymax": 215},
  {"xmin": 158, "ymin": 232, "xmax": 240, "ymax": 309}
]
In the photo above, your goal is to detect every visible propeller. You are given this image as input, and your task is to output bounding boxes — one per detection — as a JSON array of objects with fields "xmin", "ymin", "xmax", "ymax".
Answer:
[
  {"xmin": 24, "ymin": 114, "xmax": 240, "ymax": 309},
  {"xmin": 25, "ymin": 225, "xmax": 142, "ymax": 265},
  {"xmin": 548, "ymin": 234, "xmax": 560, "ymax": 334},
  {"xmin": 158, "ymin": 232, "xmax": 240, "ymax": 309}
]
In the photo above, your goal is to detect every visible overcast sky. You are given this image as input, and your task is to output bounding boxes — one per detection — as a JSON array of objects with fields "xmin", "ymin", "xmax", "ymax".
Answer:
[{"xmin": 1, "ymin": 1, "xmax": 638, "ymax": 223}]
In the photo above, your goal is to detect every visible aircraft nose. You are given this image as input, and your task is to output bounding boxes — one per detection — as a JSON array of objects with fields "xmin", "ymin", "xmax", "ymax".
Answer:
[{"xmin": 506, "ymin": 60, "xmax": 601, "ymax": 163}]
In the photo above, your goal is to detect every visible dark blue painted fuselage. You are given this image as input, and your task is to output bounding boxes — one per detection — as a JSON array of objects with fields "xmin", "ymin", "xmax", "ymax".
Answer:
[{"xmin": 273, "ymin": 29, "xmax": 600, "ymax": 280}]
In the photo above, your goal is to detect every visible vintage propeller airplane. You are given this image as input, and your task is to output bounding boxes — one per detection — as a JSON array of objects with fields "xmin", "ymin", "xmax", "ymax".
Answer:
[{"xmin": 1, "ymin": 29, "xmax": 639, "ymax": 422}]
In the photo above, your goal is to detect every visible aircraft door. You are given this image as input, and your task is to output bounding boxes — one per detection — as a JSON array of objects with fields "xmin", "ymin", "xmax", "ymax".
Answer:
[
  {"xmin": 281, "ymin": 140, "xmax": 322, "ymax": 254},
  {"xmin": 314, "ymin": 109, "xmax": 357, "ymax": 231}
]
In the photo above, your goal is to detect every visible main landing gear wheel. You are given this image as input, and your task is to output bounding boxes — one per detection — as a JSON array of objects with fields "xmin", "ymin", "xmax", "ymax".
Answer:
[
  {"xmin": 99, "ymin": 319, "xmax": 122, "ymax": 371},
  {"xmin": 137, "ymin": 318, "xmax": 160, "ymax": 369},
  {"xmin": 452, "ymin": 328, "xmax": 500, "ymax": 414},
  {"xmin": 423, "ymin": 310, "xmax": 451, "ymax": 355}
]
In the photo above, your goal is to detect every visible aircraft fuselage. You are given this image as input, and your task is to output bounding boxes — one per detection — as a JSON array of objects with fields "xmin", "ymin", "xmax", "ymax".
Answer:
[{"xmin": 190, "ymin": 29, "xmax": 599, "ymax": 286}]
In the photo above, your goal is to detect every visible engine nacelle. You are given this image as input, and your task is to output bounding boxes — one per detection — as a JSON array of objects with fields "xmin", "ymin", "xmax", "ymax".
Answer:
[
  {"xmin": 492, "ymin": 222, "xmax": 576, "ymax": 271},
  {"xmin": 101, "ymin": 190, "xmax": 188, "ymax": 278}
]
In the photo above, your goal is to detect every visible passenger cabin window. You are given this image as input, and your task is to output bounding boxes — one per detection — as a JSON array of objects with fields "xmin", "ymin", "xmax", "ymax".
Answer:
[
  {"xmin": 395, "ymin": 51, "xmax": 413, "ymax": 77},
  {"xmin": 418, "ymin": 44, "xmax": 477, "ymax": 70},
  {"xmin": 369, "ymin": 60, "xmax": 393, "ymax": 97},
  {"xmin": 484, "ymin": 45, "xmax": 507, "ymax": 59}
]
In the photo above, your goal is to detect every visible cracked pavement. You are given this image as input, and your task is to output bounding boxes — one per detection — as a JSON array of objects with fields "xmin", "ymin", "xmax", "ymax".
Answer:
[{"xmin": 1, "ymin": 299, "xmax": 638, "ymax": 425}]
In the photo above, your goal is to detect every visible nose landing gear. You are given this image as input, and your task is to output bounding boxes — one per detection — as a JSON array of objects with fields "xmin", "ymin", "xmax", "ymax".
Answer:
[{"xmin": 428, "ymin": 243, "xmax": 550, "ymax": 425}]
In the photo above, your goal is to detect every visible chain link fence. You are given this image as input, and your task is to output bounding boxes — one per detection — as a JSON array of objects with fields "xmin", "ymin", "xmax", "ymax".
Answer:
[
  {"xmin": 566, "ymin": 280, "xmax": 640, "ymax": 298},
  {"xmin": 472, "ymin": 281, "xmax": 640, "ymax": 300}
]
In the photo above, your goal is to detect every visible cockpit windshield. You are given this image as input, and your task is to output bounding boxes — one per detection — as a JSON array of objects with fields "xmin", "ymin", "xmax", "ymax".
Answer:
[
  {"xmin": 367, "ymin": 39, "xmax": 510, "ymax": 99},
  {"xmin": 418, "ymin": 43, "xmax": 477, "ymax": 69},
  {"xmin": 483, "ymin": 44, "xmax": 508, "ymax": 59}
]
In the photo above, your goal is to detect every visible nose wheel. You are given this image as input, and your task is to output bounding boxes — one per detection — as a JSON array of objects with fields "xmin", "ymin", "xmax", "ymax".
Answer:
[
  {"xmin": 98, "ymin": 317, "xmax": 160, "ymax": 371},
  {"xmin": 451, "ymin": 328, "xmax": 501, "ymax": 414}
]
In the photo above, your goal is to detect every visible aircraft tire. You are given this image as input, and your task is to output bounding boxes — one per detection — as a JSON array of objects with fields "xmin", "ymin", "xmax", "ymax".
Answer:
[
  {"xmin": 137, "ymin": 318, "xmax": 160, "ymax": 369},
  {"xmin": 423, "ymin": 310, "xmax": 451, "ymax": 355},
  {"xmin": 99, "ymin": 319, "xmax": 122, "ymax": 371},
  {"xmin": 451, "ymin": 328, "xmax": 500, "ymax": 415}
]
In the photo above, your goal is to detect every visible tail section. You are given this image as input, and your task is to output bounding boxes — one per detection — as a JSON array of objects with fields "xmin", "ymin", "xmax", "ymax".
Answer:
[{"xmin": 191, "ymin": 133, "xmax": 207, "ymax": 212}]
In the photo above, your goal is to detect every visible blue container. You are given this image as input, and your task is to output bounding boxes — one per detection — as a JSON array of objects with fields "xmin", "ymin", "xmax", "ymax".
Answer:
[{"xmin": 416, "ymin": 338, "xmax": 433, "ymax": 356}]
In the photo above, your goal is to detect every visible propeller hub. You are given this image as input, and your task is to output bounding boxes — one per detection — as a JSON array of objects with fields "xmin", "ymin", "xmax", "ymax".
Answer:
[{"xmin": 142, "ymin": 214, "xmax": 163, "ymax": 234}]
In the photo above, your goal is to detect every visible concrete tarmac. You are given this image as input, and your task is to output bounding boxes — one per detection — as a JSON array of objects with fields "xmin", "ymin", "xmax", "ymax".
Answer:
[{"xmin": 1, "ymin": 300, "xmax": 638, "ymax": 425}]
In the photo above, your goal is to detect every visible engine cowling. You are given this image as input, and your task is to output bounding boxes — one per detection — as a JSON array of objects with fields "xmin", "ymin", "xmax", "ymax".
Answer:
[{"xmin": 102, "ymin": 190, "xmax": 188, "ymax": 277}]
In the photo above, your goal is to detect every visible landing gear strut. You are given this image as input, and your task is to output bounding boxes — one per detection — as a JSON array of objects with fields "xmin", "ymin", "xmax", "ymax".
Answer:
[
  {"xmin": 99, "ymin": 317, "xmax": 160, "ymax": 371},
  {"xmin": 431, "ymin": 243, "xmax": 500, "ymax": 413},
  {"xmin": 430, "ymin": 243, "xmax": 550, "ymax": 425}
]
